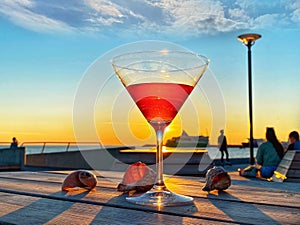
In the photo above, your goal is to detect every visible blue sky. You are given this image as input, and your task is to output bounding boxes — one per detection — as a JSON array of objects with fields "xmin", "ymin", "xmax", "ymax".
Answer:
[{"xmin": 0, "ymin": 0, "xmax": 299, "ymax": 144}]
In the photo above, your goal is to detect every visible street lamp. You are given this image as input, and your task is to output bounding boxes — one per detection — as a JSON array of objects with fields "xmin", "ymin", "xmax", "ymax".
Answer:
[{"xmin": 237, "ymin": 33, "xmax": 261, "ymax": 165}]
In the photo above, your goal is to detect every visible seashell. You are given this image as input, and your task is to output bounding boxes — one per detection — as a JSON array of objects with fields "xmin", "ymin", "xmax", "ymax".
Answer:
[
  {"xmin": 117, "ymin": 161, "xmax": 156, "ymax": 193},
  {"xmin": 202, "ymin": 166, "xmax": 231, "ymax": 192},
  {"xmin": 62, "ymin": 170, "xmax": 97, "ymax": 191}
]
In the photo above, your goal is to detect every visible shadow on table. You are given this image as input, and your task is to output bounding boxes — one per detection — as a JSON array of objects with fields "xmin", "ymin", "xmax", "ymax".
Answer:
[
  {"xmin": 0, "ymin": 190, "xmax": 89, "ymax": 224},
  {"xmin": 91, "ymin": 193, "xmax": 198, "ymax": 225},
  {"xmin": 207, "ymin": 191, "xmax": 280, "ymax": 225}
]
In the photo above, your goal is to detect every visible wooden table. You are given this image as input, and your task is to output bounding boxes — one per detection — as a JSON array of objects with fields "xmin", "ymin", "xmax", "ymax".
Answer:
[{"xmin": 0, "ymin": 170, "xmax": 299, "ymax": 225}]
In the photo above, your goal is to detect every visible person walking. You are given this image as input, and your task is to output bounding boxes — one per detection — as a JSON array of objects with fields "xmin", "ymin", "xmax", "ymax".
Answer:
[{"xmin": 218, "ymin": 129, "xmax": 231, "ymax": 166}]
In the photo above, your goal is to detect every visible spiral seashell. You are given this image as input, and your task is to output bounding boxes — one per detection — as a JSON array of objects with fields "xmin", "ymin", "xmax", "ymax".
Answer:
[
  {"xmin": 202, "ymin": 166, "xmax": 231, "ymax": 192},
  {"xmin": 117, "ymin": 161, "xmax": 156, "ymax": 193},
  {"xmin": 62, "ymin": 170, "xmax": 97, "ymax": 191}
]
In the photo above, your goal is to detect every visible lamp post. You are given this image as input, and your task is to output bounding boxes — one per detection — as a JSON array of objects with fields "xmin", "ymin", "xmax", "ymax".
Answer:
[{"xmin": 237, "ymin": 33, "xmax": 261, "ymax": 165}]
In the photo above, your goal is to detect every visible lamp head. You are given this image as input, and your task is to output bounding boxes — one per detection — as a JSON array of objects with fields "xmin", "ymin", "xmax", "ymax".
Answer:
[{"xmin": 237, "ymin": 33, "xmax": 261, "ymax": 46}]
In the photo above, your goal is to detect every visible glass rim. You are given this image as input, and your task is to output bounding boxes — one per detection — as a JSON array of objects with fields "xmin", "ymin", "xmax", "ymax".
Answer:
[{"xmin": 111, "ymin": 50, "xmax": 210, "ymax": 73}]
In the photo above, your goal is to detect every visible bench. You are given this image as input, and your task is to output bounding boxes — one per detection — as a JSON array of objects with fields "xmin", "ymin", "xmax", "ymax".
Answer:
[{"xmin": 272, "ymin": 150, "xmax": 300, "ymax": 182}]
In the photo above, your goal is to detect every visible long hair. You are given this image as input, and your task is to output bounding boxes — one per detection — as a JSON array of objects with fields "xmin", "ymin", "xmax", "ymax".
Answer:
[{"xmin": 266, "ymin": 127, "xmax": 284, "ymax": 159}]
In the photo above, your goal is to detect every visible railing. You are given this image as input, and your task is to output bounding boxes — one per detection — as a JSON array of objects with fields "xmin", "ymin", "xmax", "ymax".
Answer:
[
  {"xmin": 0, "ymin": 142, "xmax": 12, "ymax": 145},
  {"xmin": 0, "ymin": 142, "xmax": 12, "ymax": 150},
  {"xmin": 20, "ymin": 142, "xmax": 103, "ymax": 154}
]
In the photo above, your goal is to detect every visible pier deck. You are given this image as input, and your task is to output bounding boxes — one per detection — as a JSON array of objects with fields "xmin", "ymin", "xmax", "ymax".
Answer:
[{"xmin": 0, "ymin": 170, "xmax": 299, "ymax": 224}]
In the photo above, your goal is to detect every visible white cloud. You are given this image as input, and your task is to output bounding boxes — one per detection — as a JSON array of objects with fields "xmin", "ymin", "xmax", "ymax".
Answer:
[
  {"xmin": 0, "ymin": 0, "xmax": 74, "ymax": 33},
  {"xmin": 253, "ymin": 14, "xmax": 281, "ymax": 29},
  {"xmin": 87, "ymin": 17, "xmax": 122, "ymax": 26},
  {"xmin": 146, "ymin": 0, "xmax": 249, "ymax": 35},
  {"xmin": 228, "ymin": 8, "xmax": 250, "ymax": 21},
  {"xmin": 228, "ymin": 0, "xmax": 300, "ymax": 30},
  {"xmin": 12, "ymin": 0, "xmax": 34, "ymax": 7},
  {"xmin": 289, "ymin": 0, "xmax": 300, "ymax": 23},
  {"xmin": 83, "ymin": 0, "xmax": 151, "ymax": 28},
  {"xmin": 291, "ymin": 8, "xmax": 300, "ymax": 23},
  {"xmin": 84, "ymin": 0, "xmax": 123, "ymax": 17},
  {"xmin": 0, "ymin": 0, "xmax": 298, "ymax": 36},
  {"xmin": 126, "ymin": 9, "xmax": 146, "ymax": 21}
]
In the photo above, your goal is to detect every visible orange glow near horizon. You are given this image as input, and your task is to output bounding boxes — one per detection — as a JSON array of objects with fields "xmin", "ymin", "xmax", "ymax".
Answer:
[
  {"xmin": 1, "ymin": 89, "xmax": 298, "ymax": 146},
  {"xmin": 0, "ymin": 112, "xmax": 76, "ymax": 144},
  {"xmin": 0, "ymin": 115, "xmax": 297, "ymax": 146}
]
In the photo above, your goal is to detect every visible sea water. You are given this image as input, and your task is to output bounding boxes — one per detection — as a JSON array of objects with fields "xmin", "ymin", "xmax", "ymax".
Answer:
[
  {"xmin": 205, "ymin": 146, "xmax": 258, "ymax": 159},
  {"xmin": 0, "ymin": 143, "xmax": 257, "ymax": 158}
]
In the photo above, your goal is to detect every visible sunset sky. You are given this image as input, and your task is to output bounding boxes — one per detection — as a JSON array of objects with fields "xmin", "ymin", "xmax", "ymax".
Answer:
[{"xmin": 0, "ymin": 0, "xmax": 299, "ymax": 146}]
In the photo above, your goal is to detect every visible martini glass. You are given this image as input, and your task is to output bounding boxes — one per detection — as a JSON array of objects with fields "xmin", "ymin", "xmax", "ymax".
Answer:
[{"xmin": 112, "ymin": 50, "xmax": 209, "ymax": 206}]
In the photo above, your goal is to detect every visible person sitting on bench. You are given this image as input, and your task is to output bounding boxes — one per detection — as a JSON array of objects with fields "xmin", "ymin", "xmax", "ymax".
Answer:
[
  {"xmin": 287, "ymin": 131, "xmax": 300, "ymax": 151},
  {"xmin": 256, "ymin": 128, "xmax": 284, "ymax": 178}
]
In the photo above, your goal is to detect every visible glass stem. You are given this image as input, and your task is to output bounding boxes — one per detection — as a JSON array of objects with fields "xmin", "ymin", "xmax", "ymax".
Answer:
[{"xmin": 155, "ymin": 128, "xmax": 166, "ymax": 189}]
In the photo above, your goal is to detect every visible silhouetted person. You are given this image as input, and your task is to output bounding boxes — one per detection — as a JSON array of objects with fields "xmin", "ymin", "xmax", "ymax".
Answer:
[
  {"xmin": 218, "ymin": 129, "xmax": 230, "ymax": 166},
  {"xmin": 10, "ymin": 137, "xmax": 18, "ymax": 149},
  {"xmin": 256, "ymin": 127, "xmax": 284, "ymax": 178},
  {"xmin": 287, "ymin": 131, "xmax": 300, "ymax": 151}
]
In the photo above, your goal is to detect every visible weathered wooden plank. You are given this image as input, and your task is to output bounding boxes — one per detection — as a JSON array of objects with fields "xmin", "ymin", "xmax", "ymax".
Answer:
[
  {"xmin": 11, "ymin": 169, "xmax": 300, "ymax": 192},
  {"xmin": 0, "ymin": 187, "xmax": 236, "ymax": 224},
  {"xmin": 290, "ymin": 161, "xmax": 300, "ymax": 169},
  {"xmin": 287, "ymin": 169, "xmax": 300, "ymax": 177},
  {"xmin": 0, "ymin": 171, "xmax": 300, "ymax": 225},
  {"xmin": 172, "ymin": 181, "xmax": 300, "ymax": 208},
  {"xmin": 283, "ymin": 151, "xmax": 297, "ymax": 160},
  {"xmin": 0, "ymin": 193, "xmax": 219, "ymax": 225},
  {"xmin": 4, "ymin": 169, "xmax": 300, "ymax": 193},
  {"xmin": 0, "ymin": 171, "xmax": 300, "ymax": 208},
  {"xmin": 271, "ymin": 150, "xmax": 300, "ymax": 182},
  {"xmin": 275, "ymin": 166, "xmax": 289, "ymax": 175},
  {"xmin": 286, "ymin": 178, "xmax": 300, "ymax": 182},
  {"xmin": 1, "ymin": 186, "xmax": 298, "ymax": 225},
  {"xmin": 0, "ymin": 172, "xmax": 120, "ymax": 191},
  {"xmin": 294, "ymin": 151, "xmax": 300, "ymax": 160},
  {"xmin": 279, "ymin": 159, "xmax": 294, "ymax": 169}
]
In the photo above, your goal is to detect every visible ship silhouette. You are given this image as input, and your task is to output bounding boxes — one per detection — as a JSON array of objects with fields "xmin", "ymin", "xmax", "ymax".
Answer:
[{"xmin": 165, "ymin": 130, "xmax": 209, "ymax": 148}]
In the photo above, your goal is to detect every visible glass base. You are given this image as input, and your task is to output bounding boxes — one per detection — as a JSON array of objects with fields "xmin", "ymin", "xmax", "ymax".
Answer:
[{"xmin": 126, "ymin": 188, "xmax": 194, "ymax": 207}]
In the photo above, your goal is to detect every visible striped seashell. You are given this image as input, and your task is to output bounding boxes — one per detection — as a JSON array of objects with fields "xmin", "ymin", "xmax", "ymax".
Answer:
[
  {"xmin": 202, "ymin": 166, "xmax": 231, "ymax": 192},
  {"xmin": 62, "ymin": 170, "xmax": 97, "ymax": 191},
  {"xmin": 117, "ymin": 161, "xmax": 156, "ymax": 193}
]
